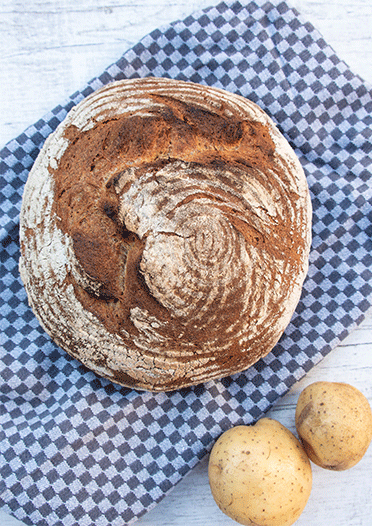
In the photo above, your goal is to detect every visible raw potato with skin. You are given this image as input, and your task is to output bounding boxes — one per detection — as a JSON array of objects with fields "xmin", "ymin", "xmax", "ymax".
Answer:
[
  {"xmin": 208, "ymin": 418, "xmax": 312, "ymax": 526},
  {"xmin": 295, "ymin": 381, "xmax": 372, "ymax": 470}
]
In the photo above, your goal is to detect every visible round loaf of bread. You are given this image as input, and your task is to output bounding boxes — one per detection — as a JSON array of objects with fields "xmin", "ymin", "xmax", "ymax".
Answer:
[{"xmin": 19, "ymin": 78, "xmax": 312, "ymax": 391}]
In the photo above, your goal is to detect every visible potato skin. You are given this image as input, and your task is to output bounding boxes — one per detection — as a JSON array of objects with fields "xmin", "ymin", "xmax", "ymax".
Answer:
[
  {"xmin": 208, "ymin": 418, "xmax": 312, "ymax": 526},
  {"xmin": 295, "ymin": 381, "xmax": 372, "ymax": 470}
]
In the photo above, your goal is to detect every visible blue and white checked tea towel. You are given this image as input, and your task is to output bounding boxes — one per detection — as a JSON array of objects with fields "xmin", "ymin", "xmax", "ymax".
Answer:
[{"xmin": 1, "ymin": 1, "xmax": 371, "ymax": 525}]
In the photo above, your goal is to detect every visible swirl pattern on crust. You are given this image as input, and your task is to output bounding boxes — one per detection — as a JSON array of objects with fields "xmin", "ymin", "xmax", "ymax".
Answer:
[{"xmin": 19, "ymin": 78, "xmax": 312, "ymax": 391}]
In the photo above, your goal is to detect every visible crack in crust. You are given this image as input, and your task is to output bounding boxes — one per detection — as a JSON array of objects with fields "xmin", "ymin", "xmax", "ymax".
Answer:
[{"xmin": 19, "ymin": 78, "xmax": 312, "ymax": 391}]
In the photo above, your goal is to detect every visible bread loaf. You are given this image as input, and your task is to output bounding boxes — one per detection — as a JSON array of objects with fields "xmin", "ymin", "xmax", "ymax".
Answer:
[{"xmin": 19, "ymin": 78, "xmax": 312, "ymax": 391}]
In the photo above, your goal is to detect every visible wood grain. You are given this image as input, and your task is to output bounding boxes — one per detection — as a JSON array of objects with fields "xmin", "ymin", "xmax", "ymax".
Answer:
[{"xmin": 0, "ymin": 0, "xmax": 371, "ymax": 525}]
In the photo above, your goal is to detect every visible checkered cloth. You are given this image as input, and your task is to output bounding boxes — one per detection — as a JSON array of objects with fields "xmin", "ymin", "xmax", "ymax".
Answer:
[{"xmin": 1, "ymin": 0, "xmax": 372, "ymax": 524}]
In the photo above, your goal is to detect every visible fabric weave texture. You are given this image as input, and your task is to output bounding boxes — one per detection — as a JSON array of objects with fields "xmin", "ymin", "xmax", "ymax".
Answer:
[{"xmin": 1, "ymin": 1, "xmax": 372, "ymax": 525}]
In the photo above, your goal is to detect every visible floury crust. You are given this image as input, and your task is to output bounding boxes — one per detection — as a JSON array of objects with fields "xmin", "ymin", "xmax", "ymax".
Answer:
[{"xmin": 19, "ymin": 78, "xmax": 312, "ymax": 391}]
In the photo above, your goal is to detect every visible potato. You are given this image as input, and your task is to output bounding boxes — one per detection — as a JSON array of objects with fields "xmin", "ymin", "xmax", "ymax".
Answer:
[
  {"xmin": 295, "ymin": 381, "xmax": 372, "ymax": 470},
  {"xmin": 208, "ymin": 418, "xmax": 312, "ymax": 526}
]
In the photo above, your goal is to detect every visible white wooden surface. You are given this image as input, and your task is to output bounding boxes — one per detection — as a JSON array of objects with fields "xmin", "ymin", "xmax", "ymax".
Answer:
[{"xmin": 0, "ymin": 1, "xmax": 371, "ymax": 525}]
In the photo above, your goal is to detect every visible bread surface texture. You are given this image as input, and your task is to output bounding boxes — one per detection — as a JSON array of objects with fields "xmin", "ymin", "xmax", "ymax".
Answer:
[{"xmin": 19, "ymin": 78, "xmax": 312, "ymax": 391}]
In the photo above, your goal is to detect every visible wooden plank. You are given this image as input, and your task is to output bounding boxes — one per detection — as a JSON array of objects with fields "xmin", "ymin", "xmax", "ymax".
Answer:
[{"xmin": 1, "ymin": 1, "xmax": 371, "ymax": 525}]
